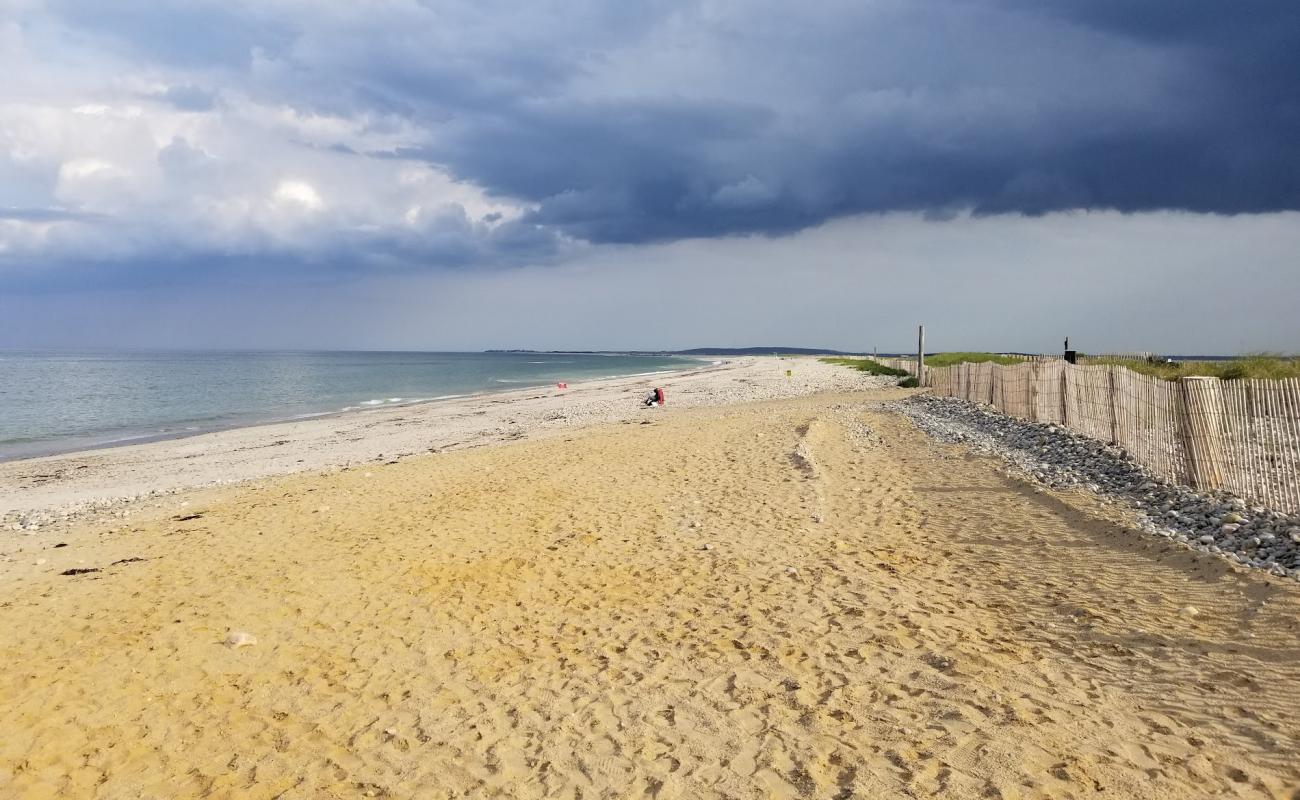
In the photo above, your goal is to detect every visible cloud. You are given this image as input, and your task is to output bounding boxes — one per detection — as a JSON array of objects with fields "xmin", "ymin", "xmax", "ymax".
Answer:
[
  {"xmin": 5, "ymin": 211, "xmax": 1298, "ymax": 354},
  {"xmin": 156, "ymin": 84, "xmax": 217, "ymax": 111},
  {"xmin": 271, "ymin": 179, "xmax": 323, "ymax": 211},
  {"xmin": 0, "ymin": 206, "xmax": 104, "ymax": 221},
  {"xmin": 0, "ymin": 0, "xmax": 1297, "ymax": 289}
]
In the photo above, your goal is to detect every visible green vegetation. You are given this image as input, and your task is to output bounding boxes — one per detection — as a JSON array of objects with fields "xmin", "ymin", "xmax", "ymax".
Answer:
[
  {"xmin": 917, "ymin": 352, "xmax": 1023, "ymax": 367},
  {"xmin": 1084, "ymin": 354, "xmax": 1300, "ymax": 381},
  {"xmin": 819, "ymin": 357, "xmax": 924, "ymax": 388},
  {"xmin": 825, "ymin": 352, "xmax": 1300, "ymax": 382},
  {"xmin": 819, "ymin": 357, "xmax": 910, "ymax": 377}
]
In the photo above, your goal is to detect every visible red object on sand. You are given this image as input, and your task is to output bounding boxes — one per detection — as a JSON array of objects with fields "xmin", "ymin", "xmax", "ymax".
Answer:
[
  {"xmin": 557, "ymin": 382, "xmax": 568, "ymax": 389},
  {"xmin": 655, "ymin": 387, "xmax": 665, "ymax": 405}
]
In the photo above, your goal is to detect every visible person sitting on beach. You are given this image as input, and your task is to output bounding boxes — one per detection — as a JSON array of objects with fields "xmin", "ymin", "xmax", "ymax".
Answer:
[{"xmin": 643, "ymin": 388, "xmax": 665, "ymax": 407}]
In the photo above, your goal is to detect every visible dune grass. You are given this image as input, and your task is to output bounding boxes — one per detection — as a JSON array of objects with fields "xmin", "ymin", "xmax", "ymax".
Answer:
[
  {"xmin": 826, "ymin": 353, "xmax": 1300, "ymax": 382},
  {"xmin": 819, "ymin": 357, "xmax": 910, "ymax": 377},
  {"xmin": 919, "ymin": 352, "xmax": 1023, "ymax": 367},
  {"xmin": 1084, "ymin": 354, "xmax": 1300, "ymax": 381}
]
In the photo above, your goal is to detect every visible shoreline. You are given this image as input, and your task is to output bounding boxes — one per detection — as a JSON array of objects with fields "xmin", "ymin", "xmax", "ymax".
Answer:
[
  {"xmin": 0, "ymin": 356, "xmax": 891, "ymax": 525},
  {"xmin": 0, "ymin": 358, "xmax": 712, "ymax": 465}
]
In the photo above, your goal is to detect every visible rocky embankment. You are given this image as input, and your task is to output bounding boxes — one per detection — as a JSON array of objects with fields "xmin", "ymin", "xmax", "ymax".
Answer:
[{"xmin": 887, "ymin": 394, "xmax": 1300, "ymax": 582}]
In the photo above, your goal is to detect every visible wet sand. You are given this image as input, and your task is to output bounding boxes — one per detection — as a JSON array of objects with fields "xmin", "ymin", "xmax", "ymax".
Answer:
[{"xmin": 2, "ymin": 391, "xmax": 1298, "ymax": 798}]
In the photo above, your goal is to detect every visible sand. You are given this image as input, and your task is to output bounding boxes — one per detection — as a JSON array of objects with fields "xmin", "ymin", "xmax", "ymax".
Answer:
[
  {"xmin": 3, "ymin": 388, "xmax": 1300, "ymax": 798},
  {"xmin": 0, "ymin": 356, "xmax": 883, "ymax": 523}
]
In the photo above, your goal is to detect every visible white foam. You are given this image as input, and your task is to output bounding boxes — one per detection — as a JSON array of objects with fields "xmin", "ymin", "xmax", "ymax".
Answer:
[{"xmin": 360, "ymin": 399, "xmax": 384, "ymax": 406}]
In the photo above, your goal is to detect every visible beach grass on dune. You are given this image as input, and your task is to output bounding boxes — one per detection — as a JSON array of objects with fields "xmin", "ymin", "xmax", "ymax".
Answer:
[
  {"xmin": 819, "ymin": 357, "xmax": 911, "ymax": 377},
  {"xmin": 1085, "ymin": 353, "xmax": 1300, "ymax": 381},
  {"xmin": 919, "ymin": 352, "xmax": 1024, "ymax": 367},
  {"xmin": 830, "ymin": 352, "xmax": 1300, "ymax": 381}
]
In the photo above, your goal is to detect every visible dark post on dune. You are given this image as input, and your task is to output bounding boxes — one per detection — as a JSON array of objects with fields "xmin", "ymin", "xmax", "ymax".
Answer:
[{"xmin": 917, "ymin": 324, "xmax": 926, "ymax": 386}]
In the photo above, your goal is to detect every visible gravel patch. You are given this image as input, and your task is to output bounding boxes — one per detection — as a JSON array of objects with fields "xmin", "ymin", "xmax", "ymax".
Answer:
[{"xmin": 886, "ymin": 394, "xmax": 1300, "ymax": 582}]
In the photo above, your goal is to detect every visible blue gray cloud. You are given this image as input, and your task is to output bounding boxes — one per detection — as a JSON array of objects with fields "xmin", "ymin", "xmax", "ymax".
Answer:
[{"xmin": 2, "ymin": 0, "xmax": 1297, "ymax": 287}]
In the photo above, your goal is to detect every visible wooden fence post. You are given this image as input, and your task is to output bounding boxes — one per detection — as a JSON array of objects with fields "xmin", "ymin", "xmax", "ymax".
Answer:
[
  {"xmin": 1060, "ymin": 363, "xmax": 1069, "ymax": 426},
  {"xmin": 1180, "ymin": 376, "xmax": 1227, "ymax": 491},
  {"xmin": 1028, "ymin": 362, "xmax": 1039, "ymax": 421},
  {"xmin": 917, "ymin": 325, "xmax": 926, "ymax": 387},
  {"xmin": 1107, "ymin": 367, "xmax": 1120, "ymax": 444}
]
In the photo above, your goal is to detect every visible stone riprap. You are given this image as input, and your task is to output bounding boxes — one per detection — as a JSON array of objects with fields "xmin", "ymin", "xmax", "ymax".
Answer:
[{"xmin": 885, "ymin": 394, "xmax": 1300, "ymax": 582}]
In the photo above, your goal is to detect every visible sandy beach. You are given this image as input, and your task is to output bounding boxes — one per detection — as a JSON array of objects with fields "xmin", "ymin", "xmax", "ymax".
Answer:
[
  {"xmin": 0, "ymin": 357, "xmax": 882, "ymax": 524},
  {"xmin": 2, "ymin": 362, "xmax": 1299, "ymax": 798}
]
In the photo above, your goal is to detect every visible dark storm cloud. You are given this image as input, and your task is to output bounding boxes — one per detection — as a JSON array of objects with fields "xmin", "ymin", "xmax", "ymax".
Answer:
[
  {"xmin": 1000, "ymin": 0, "xmax": 1300, "ymax": 209},
  {"xmin": 345, "ymin": 0, "xmax": 1298, "ymax": 243},
  {"xmin": 11, "ymin": 0, "xmax": 1300, "ymax": 270}
]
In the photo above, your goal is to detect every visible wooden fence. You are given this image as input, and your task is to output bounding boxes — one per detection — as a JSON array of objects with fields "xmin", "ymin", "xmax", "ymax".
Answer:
[
  {"xmin": 872, "ymin": 357, "xmax": 1300, "ymax": 513},
  {"xmin": 999, "ymin": 353, "xmax": 1064, "ymax": 363},
  {"xmin": 875, "ymin": 356, "xmax": 920, "ymax": 375},
  {"xmin": 875, "ymin": 355, "xmax": 1062, "ymax": 370}
]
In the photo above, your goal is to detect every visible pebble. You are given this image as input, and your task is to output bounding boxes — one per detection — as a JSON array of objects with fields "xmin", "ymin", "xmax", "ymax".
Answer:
[
  {"xmin": 3, "ymin": 363, "xmax": 894, "ymax": 538},
  {"xmin": 1180, "ymin": 606, "xmax": 1200, "ymax": 618},
  {"xmin": 887, "ymin": 395, "xmax": 1300, "ymax": 583},
  {"xmin": 700, "ymin": 543, "xmax": 714, "ymax": 551},
  {"xmin": 784, "ymin": 566, "xmax": 799, "ymax": 576}
]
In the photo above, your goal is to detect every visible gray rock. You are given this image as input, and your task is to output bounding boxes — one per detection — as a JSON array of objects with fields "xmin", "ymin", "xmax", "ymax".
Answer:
[{"xmin": 885, "ymin": 394, "xmax": 1300, "ymax": 581}]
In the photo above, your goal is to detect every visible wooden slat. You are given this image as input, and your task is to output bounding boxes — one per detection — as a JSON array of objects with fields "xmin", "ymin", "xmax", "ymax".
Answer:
[{"xmin": 878, "ymin": 354, "xmax": 1298, "ymax": 511}]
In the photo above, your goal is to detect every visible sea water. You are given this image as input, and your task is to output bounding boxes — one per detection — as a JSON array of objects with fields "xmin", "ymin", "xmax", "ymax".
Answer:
[{"xmin": 0, "ymin": 350, "xmax": 702, "ymax": 461}]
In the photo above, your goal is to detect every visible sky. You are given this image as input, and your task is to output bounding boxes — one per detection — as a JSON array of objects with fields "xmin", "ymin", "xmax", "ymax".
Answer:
[{"xmin": 1, "ymin": 0, "xmax": 1298, "ymax": 353}]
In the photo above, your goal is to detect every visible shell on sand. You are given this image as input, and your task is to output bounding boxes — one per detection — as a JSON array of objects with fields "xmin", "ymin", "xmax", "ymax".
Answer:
[{"xmin": 224, "ymin": 631, "xmax": 257, "ymax": 648}]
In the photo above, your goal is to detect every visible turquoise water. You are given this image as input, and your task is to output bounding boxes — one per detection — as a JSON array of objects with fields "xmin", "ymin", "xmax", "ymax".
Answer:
[{"xmin": 0, "ymin": 351, "xmax": 703, "ymax": 461}]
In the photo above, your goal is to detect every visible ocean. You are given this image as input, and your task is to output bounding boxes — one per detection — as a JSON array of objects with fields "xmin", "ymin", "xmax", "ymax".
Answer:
[{"xmin": 0, "ymin": 351, "xmax": 704, "ymax": 462}]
